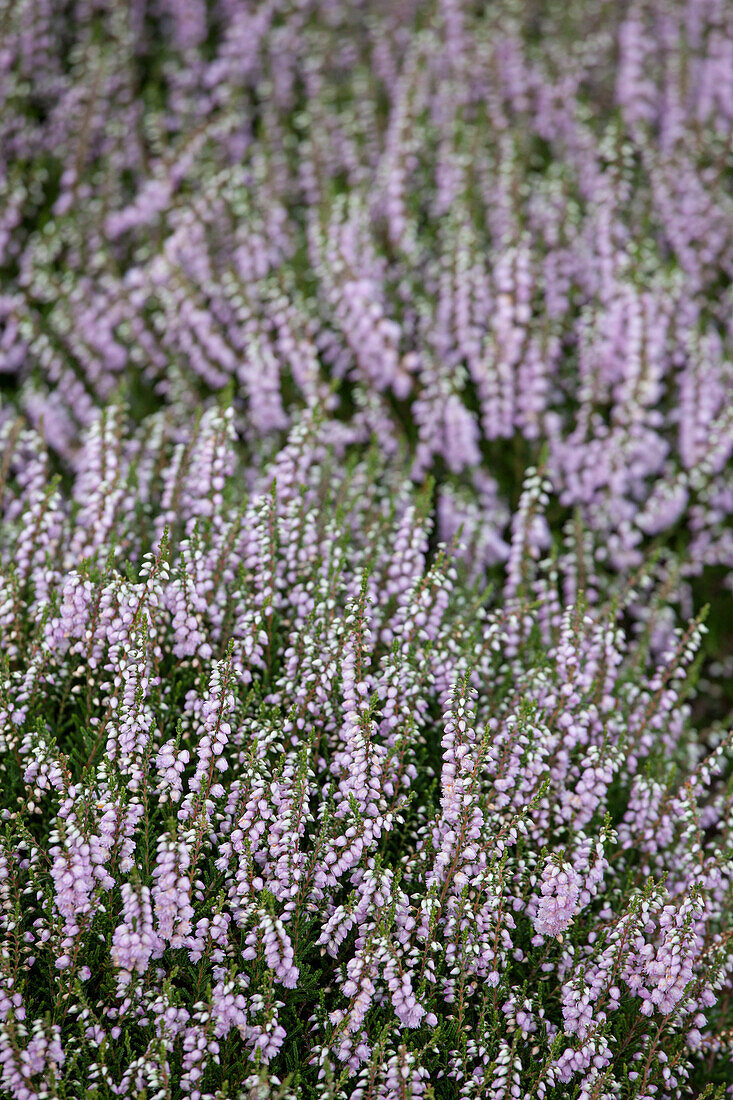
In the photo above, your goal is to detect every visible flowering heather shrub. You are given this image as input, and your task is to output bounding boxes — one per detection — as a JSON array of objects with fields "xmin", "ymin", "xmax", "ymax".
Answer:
[
  {"xmin": 0, "ymin": 408, "xmax": 731, "ymax": 1098},
  {"xmin": 2, "ymin": 0, "xmax": 733, "ymax": 597}
]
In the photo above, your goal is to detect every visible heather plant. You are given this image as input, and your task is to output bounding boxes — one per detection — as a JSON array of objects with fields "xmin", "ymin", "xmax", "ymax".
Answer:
[{"xmin": 0, "ymin": 408, "xmax": 732, "ymax": 1098}]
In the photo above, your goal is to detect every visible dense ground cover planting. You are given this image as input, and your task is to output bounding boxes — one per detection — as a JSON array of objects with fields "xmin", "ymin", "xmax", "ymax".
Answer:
[
  {"xmin": 1, "ymin": 409, "xmax": 731, "ymax": 1100},
  {"xmin": 1, "ymin": 1, "xmax": 733, "ymax": 1097}
]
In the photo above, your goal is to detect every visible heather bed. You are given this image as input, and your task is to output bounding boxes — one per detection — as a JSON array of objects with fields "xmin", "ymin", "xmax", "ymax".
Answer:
[
  {"xmin": 0, "ymin": 408, "xmax": 731, "ymax": 1098},
  {"xmin": 1, "ymin": 1, "xmax": 733, "ymax": 1098}
]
